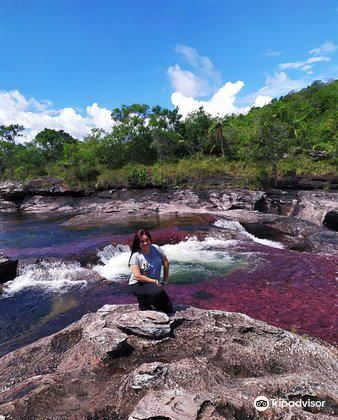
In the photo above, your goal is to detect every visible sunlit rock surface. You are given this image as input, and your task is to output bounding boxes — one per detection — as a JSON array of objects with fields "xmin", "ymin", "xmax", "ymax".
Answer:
[{"xmin": 0, "ymin": 305, "xmax": 336, "ymax": 420}]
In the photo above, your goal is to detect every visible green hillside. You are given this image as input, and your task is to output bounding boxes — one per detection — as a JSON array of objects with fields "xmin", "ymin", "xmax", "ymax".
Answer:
[{"xmin": 0, "ymin": 79, "xmax": 337, "ymax": 189}]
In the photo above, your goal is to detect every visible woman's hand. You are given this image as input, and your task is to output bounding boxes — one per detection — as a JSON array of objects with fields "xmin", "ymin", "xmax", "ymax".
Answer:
[{"xmin": 154, "ymin": 280, "xmax": 163, "ymax": 288}]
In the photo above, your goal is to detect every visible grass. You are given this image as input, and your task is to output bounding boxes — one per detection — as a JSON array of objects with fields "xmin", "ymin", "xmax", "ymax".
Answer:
[
  {"xmin": 3, "ymin": 155, "xmax": 336, "ymax": 190},
  {"xmin": 95, "ymin": 155, "xmax": 336, "ymax": 190}
]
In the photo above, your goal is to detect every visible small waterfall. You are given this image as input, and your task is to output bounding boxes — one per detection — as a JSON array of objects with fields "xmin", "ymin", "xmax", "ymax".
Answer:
[
  {"xmin": 214, "ymin": 219, "xmax": 284, "ymax": 249},
  {"xmin": 93, "ymin": 244, "xmax": 131, "ymax": 280},
  {"xmin": 3, "ymin": 261, "xmax": 88, "ymax": 296},
  {"xmin": 97, "ymin": 244, "xmax": 130, "ymax": 264},
  {"xmin": 93, "ymin": 236, "xmax": 243, "ymax": 284}
]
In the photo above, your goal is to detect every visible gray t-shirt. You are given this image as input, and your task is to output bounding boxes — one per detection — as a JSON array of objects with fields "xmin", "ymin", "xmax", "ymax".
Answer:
[{"xmin": 128, "ymin": 244, "xmax": 165, "ymax": 285}]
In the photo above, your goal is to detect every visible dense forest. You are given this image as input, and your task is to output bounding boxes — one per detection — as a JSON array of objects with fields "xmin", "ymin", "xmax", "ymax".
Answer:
[{"xmin": 0, "ymin": 79, "xmax": 337, "ymax": 189}]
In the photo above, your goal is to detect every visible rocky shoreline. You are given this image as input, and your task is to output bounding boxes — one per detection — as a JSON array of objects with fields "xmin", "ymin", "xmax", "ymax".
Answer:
[
  {"xmin": 1, "ymin": 178, "xmax": 337, "ymax": 256},
  {"xmin": 0, "ymin": 304, "xmax": 337, "ymax": 420}
]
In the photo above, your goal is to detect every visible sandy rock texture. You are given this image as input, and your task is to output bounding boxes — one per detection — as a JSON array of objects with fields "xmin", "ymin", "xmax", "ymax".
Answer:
[{"xmin": 0, "ymin": 304, "xmax": 337, "ymax": 420}]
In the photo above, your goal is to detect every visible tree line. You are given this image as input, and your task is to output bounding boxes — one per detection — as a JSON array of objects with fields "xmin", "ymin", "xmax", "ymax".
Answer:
[{"xmin": 0, "ymin": 79, "xmax": 336, "ymax": 188}]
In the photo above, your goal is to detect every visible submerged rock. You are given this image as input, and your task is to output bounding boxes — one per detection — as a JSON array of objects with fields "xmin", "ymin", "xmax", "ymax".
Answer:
[
  {"xmin": 0, "ymin": 304, "xmax": 336, "ymax": 419},
  {"xmin": 0, "ymin": 252, "xmax": 18, "ymax": 284}
]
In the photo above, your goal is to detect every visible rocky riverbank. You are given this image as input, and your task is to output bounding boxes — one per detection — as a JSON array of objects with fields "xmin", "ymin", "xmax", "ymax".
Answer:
[
  {"xmin": 0, "ymin": 304, "xmax": 337, "ymax": 420},
  {"xmin": 1, "ymin": 178, "xmax": 337, "ymax": 256}
]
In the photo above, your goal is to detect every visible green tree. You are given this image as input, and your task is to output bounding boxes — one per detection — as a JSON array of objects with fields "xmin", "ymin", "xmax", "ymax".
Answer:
[
  {"xmin": 249, "ymin": 109, "xmax": 292, "ymax": 186},
  {"xmin": 0, "ymin": 124, "xmax": 25, "ymax": 143},
  {"xmin": 33, "ymin": 128, "xmax": 78, "ymax": 161},
  {"xmin": 110, "ymin": 104, "xmax": 156, "ymax": 165},
  {"xmin": 149, "ymin": 106, "xmax": 183, "ymax": 161},
  {"xmin": 180, "ymin": 107, "xmax": 213, "ymax": 155}
]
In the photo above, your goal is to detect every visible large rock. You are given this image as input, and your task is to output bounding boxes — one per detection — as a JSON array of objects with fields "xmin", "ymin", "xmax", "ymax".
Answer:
[
  {"xmin": 0, "ymin": 181, "xmax": 25, "ymax": 200},
  {"xmin": 19, "ymin": 195, "xmax": 78, "ymax": 214},
  {"xmin": 256, "ymin": 190, "xmax": 338, "ymax": 229},
  {"xmin": 116, "ymin": 310, "xmax": 173, "ymax": 339},
  {"xmin": 0, "ymin": 198, "xmax": 18, "ymax": 212},
  {"xmin": 222, "ymin": 209, "xmax": 338, "ymax": 254},
  {"xmin": 0, "ymin": 305, "xmax": 336, "ymax": 420},
  {"xmin": 25, "ymin": 177, "xmax": 84, "ymax": 196},
  {"xmin": 0, "ymin": 252, "xmax": 18, "ymax": 284}
]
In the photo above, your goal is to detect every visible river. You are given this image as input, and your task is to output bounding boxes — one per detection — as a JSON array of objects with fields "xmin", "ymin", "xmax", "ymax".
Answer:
[{"xmin": 0, "ymin": 212, "xmax": 336, "ymax": 356}]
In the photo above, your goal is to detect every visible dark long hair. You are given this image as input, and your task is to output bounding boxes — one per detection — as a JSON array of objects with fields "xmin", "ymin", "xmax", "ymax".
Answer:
[{"xmin": 129, "ymin": 229, "xmax": 152, "ymax": 262}]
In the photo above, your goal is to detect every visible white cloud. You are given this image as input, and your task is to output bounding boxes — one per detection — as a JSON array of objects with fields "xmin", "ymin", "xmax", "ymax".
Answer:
[
  {"xmin": 309, "ymin": 41, "xmax": 337, "ymax": 56},
  {"xmin": 168, "ymin": 45, "xmax": 222, "ymax": 97},
  {"xmin": 175, "ymin": 45, "xmax": 221, "ymax": 82},
  {"xmin": 171, "ymin": 81, "xmax": 271, "ymax": 118},
  {"xmin": 239, "ymin": 72, "xmax": 306, "ymax": 106},
  {"xmin": 265, "ymin": 50, "xmax": 282, "ymax": 58},
  {"xmin": 253, "ymin": 95, "xmax": 273, "ymax": 107},
  {"xmin": 255, "ymin": 72, "xmax": 306, "ymax": 97},
  {"xmin": 168, "ymin": 45, "xmax": 281, "ymax": 117},
  {"xmin": 280, "ymin": 56, "xmax": 330, "ymax": 72},
  {"xmin": 167, "ymin": 65, "xmax": 208, "ymax": 97},
  {"xmin": 0, "ymin": 90, "xmax": 113, "ymax": 142},
  {"xmin": 86, "ymin": 103, "xmax": 113, "ymax": 132}
]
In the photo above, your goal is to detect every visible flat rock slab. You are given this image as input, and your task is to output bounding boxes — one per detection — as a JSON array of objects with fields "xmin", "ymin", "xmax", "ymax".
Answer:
[
  {"xmin": 116, "ymin": 310, "xmax": 172, "ymax": 339},
  {"xmin": 129, "ymin": 391, "xmax": 211, "ymax": 420}
]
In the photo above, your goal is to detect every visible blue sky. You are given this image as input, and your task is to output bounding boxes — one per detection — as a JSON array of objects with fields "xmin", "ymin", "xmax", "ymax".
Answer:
[{"xmin": 0, "ymin": 0, "xmax": 337, "ymax": 139}]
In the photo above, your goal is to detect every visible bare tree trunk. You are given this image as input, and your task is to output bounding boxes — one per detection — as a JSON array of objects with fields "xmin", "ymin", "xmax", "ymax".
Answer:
[
  {"xmin": 220, "ymin": 137, "xmax": 225, "ymax": 157},
  {"xmin": 215, "ymin": 124, "xmax": 224, "ymax": 157},
  {"xmin": 273, "ymin": 158, "xmax": 278, "ymax": 188}
]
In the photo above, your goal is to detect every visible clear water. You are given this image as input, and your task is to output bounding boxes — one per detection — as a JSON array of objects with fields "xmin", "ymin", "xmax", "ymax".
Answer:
[
  {"xmin": 0, "ymin": 212, "xmax": 337, "ymax": 356},
  {"xmin": 0, "ymin": 213, "xmax": 212, "ymax": 259}
]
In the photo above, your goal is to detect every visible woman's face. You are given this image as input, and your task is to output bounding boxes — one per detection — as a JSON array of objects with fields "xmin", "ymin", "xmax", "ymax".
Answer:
[{"xmin": 139, "ymin": 234, "xmax": 151, "ymax": 253}]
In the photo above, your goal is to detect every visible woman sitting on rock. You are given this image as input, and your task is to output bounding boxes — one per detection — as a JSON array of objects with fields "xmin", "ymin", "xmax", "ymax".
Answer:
[{"xmin": 128, "ymin": 229, "xmax": 173, "ymax": 314}]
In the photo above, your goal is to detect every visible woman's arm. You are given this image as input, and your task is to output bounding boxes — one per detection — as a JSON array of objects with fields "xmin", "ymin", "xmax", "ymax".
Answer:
[
  {"xmin": 162, "ymin": 255, "xmax": 169, "ymax": 282},
  {"xmin": 130, "ymin": 264, "xmax": 162, "ymax": 286}
]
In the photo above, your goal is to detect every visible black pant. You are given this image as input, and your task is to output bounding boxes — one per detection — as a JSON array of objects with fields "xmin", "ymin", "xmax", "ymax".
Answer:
[{"xmin": 129, "ymin": 282, "xmax": 173, "ymax": 314}]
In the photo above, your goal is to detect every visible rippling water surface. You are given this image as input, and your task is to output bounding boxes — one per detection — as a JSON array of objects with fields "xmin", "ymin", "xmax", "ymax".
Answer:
[{"xmin": 0, "ymin": 212, "xmax": 337, "ymax": 356}]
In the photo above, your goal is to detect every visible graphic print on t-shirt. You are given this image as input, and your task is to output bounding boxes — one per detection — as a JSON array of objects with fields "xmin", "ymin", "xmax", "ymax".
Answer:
[
  {"xmin": 141, "ymin": 260, "xmax": 151, "ymax": 275},
  {"xmin": 141, "ymin": 259, "xmax": 158, "ymax": 276},
  {"xmin": 129, "ymin": 244, "xmax": 164, "ymax": 285}
]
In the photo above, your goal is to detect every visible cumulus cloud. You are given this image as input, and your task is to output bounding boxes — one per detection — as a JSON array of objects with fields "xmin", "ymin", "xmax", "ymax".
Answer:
[
  {"xmin": 171, "ymin": 81, "xmax": 270, "ymax": 118},
  {"xmin": 167, "ymin": 65, "xmax": 208, "ymax": 97},
  {"xmin": 0, "ymin": 90, "xmax": 113, "ymax": 142},
  {"xmin": 86, "ymin": 103, "xmax": 113, "ymax": 132},
  {"xmin": 168, "ymin": 45, "xmax": 222, "ymax": 97},
  {"xmin": 309, "ymin": 41, "xmax": 337, "ymax": 56},
  {"xmin": 168, "ymin": 45, "xmax": 274, "ymax": 117},
  {"xmin": 253, "ymin": 95, "xmax": 273, "ymax": 107}
]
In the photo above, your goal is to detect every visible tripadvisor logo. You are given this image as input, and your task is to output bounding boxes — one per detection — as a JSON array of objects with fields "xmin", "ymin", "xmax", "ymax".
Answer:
[
  {"xmin": 254, "ymin": 395, "xmax": 326, "ymax": 411},
  {"xmin": 254, "ymin": 396, "xmax": 269, "ymax": 411}
]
